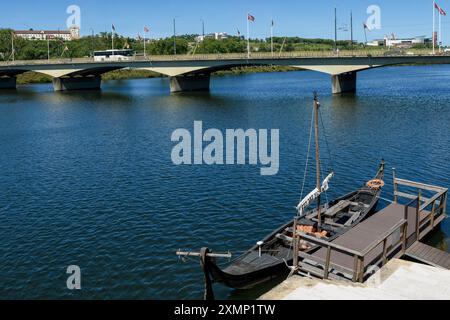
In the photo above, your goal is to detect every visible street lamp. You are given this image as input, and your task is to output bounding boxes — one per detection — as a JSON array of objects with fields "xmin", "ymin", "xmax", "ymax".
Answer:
[
  {"xmin": 90, "ymin": 28, "xmax": 94, "ymax": 58},
  {"xmin": 201, "ymin": 19, "xmax": 205, "ymax": 37},
  {"xmin": 173, "ymin": 17, "xmax": 177, "ymax": 55}
]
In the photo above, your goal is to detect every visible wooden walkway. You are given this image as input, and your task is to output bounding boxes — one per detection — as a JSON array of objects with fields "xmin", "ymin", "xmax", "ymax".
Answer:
[
  {"xmin": 405, "ymin": 242, "xmax": 450, "ymax": 269},
  {"xmin": 293, "ymin": 177, "xmax": 448, "ymax": 282},
  {"xmin": 310, "ymin": 203, "xmax": 442, "ymax": 274}
]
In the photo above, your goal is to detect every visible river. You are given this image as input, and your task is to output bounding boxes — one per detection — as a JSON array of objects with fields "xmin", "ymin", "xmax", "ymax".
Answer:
[{"xmin": 0, "ymin": 65, "xmax": 449, "ymax": 299}]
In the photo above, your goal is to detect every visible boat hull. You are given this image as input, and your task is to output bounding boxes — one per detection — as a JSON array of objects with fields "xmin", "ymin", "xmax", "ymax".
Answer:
[{"xmin": 204, "ymin": 162, "xmax": 385, "ymax": 290}]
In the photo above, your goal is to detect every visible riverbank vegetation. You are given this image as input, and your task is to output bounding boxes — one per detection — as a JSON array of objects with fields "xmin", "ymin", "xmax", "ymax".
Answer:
[{"xmin": 2, "ymin": 28, "xmax": 432, "ymax": 61}]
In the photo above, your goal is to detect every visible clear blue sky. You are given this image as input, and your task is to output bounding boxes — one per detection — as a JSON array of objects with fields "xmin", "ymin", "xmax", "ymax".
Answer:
[{"xmin": 1, "ymin": 0, "xmax": 448, "ymax": 43}]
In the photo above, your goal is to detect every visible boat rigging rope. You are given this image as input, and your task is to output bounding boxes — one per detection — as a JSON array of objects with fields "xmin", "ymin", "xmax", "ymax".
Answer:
[
  {"xmin": 319, "ymin": 107, "xmax": 335, "ymax": 205},
  {"xmin": 319, "ymin": 107, "xmax": 335, "ymax": 174},
  {"xmin": 299, "ymin": 106, "xmax": 315, "ymax": 203}
]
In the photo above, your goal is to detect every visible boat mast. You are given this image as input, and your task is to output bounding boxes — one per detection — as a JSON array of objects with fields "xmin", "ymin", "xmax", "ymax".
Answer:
[{"xmin": 314, "ymin": 93, "xmax": 322, "ymax": 231}]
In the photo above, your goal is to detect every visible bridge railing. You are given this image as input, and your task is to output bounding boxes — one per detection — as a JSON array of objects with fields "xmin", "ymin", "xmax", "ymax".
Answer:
[{"xmin": 0, "ymin": 48, "xmax": 440, "ymax": 66}]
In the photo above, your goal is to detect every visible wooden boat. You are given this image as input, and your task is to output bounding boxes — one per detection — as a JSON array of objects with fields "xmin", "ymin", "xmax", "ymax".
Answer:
[
  {"xmin": 203, "ymin": 94, "xmax": 386, "ymax": 290},
  {"xmin": 205, "ymin": 162, "xmax": 384, "ymax": 289}
]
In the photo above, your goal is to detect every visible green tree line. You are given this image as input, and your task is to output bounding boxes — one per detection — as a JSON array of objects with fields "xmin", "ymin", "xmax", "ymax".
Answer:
[{"xmin": 1, "ymin": 28, "xmax": 417, "ymax": 61}]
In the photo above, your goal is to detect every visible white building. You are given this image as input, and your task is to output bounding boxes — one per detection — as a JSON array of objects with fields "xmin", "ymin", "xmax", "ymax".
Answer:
[
  {"xmin": 14, "ymin": 26, "xmax": 80, "ymax": 41},
  {"xmin": 196, "ymin": 32, "xmax": 229, "ymax": 42},
  {"xmin": 385, "ymin": 36, "xmax": 428, "ymax": 47},
  {"xmin": 366, "ymin": 39, "xmax": 384, "ymax": 47},
  {"xmin": 366, "ymin": 36, "xmax": 430, "ymax": 48}
]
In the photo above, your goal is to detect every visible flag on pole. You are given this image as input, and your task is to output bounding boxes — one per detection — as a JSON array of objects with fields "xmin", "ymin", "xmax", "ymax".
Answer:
[
  {"xmin": 271, "ymin": 19, "xmax": 274, "ymax": 27},
  {"xmin": 248, "ymin": 14, "xmax": 255, "ymax": 22},
  {"xmin": 144, "ymin": 26, "xmax": 150, "ymax": 33},
  {"xmin": 112, "ymin": 24, "xmax": 116, "ymax": 31},
  {"xmin": 435, "ymin": 2, "xmax": 447, "ymax": 15},
  {"xmin": 237, "ymin": 29, "xmax": 241, "ymax": 36}
]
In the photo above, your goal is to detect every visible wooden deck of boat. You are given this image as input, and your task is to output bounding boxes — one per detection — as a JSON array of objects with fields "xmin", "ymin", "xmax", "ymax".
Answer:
[
  {"xmin": 405, "ymin": 242, "xmax": 450, "ymax": 269},
  {"xmin": 306, "ymin": 203, "xmax": 446, "ymax": 276}
]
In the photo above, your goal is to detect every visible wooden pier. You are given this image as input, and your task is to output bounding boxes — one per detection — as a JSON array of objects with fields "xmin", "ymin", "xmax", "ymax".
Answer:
[
  {"xmin": 405, "ymin": 242, "xmax": 450, "ymax": 269},
  {"xmin": 291, "ymin": 177, "xmax": 448, "ymax": 283}
]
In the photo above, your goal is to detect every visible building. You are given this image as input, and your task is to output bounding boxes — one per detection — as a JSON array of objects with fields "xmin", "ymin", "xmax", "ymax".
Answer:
[
  {"xmin": 196, "ymin": 32, "xmax": 229, "ymax": 42},
  {"xmin": 366, "ymin": 36, "xmax": 431, "ymax": 48},
  {"xmin": 366, "ymin": 39, "xmax": 384, "ymax": 47},
  {"xmin": 14, "ymin": 26, "xmax": 80, "ymax": 41}
]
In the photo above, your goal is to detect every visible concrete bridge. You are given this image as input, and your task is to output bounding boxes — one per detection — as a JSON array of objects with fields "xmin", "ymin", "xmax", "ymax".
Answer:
[{"xmin": 2, "ymin": 53, "xmax": 450, "ymax": 94}]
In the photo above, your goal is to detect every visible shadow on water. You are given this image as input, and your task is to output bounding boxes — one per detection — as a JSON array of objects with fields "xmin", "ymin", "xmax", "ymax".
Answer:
[
  {"xmin": 54, "ymin": 90, "xmax": 134, "ymax": 104},
  {"xmin": 424, "ymin": 228, "xmax": 449, "ymax": 251},
  {"xmin": 3, "ymin": 84, "xmax": 134, "ymax": 107},
  {"xmin": 329, "ymin": 93, "xmax": 359, "ymax": 106}
]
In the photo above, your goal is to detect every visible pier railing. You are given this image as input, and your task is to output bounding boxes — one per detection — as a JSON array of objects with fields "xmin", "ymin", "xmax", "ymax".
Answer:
[
  {"xmin": 293, "ymin": 216, "xmax": 408, "ymax": 283},
  {"xmin": 393, "ymin": 175, "xmax": 448, "ymax": 241},
  {"xmin": 292, "ymin": 174, "xmax": 448, "ymax": 283}
]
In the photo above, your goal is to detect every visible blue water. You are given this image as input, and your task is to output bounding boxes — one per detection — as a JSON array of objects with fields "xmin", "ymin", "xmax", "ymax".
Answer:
[{"xmin": 0, "ymin": 65, "xmax": 449, "ymax": 299}]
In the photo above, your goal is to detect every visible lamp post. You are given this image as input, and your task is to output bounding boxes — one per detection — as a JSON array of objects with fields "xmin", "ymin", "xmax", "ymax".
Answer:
[
  {"xmin": 350, "ymin": 11, "xmax": 353, "ymax": 51},
  {"xmin": 90, "ymin": 28, "xmax": 94, "ymax": 58},
  {"xmin": 201, "ymin": 19, "xmax": 205, "ymax": 38},
  {"xmin": 271, "ymin": 18, "xmax": 274, "ymax": 57},
  {"xmin": 11, "ymin": 32, "xmax": 15, "ymax": 61},
  {"xmin": 334, "ymin": 7, "xmax": 338, "ymax": 54},
  {"xmin": 173, "ymin": 17, "xmax": 177, "ymax": 55}
]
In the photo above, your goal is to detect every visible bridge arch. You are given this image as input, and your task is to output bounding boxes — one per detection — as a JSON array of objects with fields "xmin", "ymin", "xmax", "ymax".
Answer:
[{"xmin": 136, "ymin": 62, "xmax": 373, "ymax": 93}]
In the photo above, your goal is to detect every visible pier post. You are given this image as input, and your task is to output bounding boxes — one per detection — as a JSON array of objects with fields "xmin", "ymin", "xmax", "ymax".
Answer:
[
  {"xmin": 0, "ymin": 76, "xmax": 17, "ymax": 90},
  {"xmin": 52, "ymin": 76, "xmax": 101, "ymax": 91},
  {"xmin": 169, "ymin": 73, "xmax": 210, "ymax": 93},
  {"xmin": 331, "ymin": 71, "xmax": 357, "ymax": 94}
]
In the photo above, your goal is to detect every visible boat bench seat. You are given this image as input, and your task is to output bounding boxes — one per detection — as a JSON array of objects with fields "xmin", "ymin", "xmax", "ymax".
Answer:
[{"xmin": 324, "ymin": 200, "xmax": 352, "ymax": 217}]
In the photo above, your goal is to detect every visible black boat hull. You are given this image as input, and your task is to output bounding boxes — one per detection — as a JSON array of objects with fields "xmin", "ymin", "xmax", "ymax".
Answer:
[{"xmin": 204, "ymin": 162, "xmax": 385, "ymax": 290}]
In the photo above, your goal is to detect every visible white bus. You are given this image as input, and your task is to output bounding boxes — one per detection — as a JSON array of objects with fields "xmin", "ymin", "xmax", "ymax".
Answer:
[{"xmin": 94, "ymin": 49, "xmax": 135, "ymax": 62}]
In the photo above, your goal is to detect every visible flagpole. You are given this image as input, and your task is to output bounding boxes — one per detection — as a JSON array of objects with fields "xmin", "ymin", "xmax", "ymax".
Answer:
[
  {"xmin": 363, "ymin": 24, "xmax": 368, "ymax": 46},
  {"xmin": 144, "ymin": 30, "xmax": 147, "ymax": 58},
  {"xmin": 247, "ymin": 14, "xmax": 250, "ymax": 59},
  {"xmin": 112, "ymin": 26, "xmax": 115, "ymax": 55},
  {"xmin": 350, "ymin": 11, "xmax": 353, "ymax": 51},
  {"xmin": 334, "ymin": 7, "xmax": 337, "ymax": 54},
  {"xmin": 11, "ymin": 32, "xmax": 15, "ymax": 61},
  {"xmin": 439, "ymin": 9, "xmax": 442, "ymax": 52},
  {"xmin": 433, "ymin": 1, "xmax": 436, "ymax": 54},
  {"xmin": 271, "ymin": 18, "xmax": 274, "ymax": 58},
  {"xmin": 173, "ymin": 18, "xmax": 177, "ymax": 55}
]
